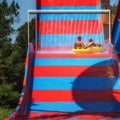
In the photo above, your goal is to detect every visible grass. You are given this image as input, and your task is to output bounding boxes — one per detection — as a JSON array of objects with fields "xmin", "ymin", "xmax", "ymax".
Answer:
[{"xmin": 0, "ymin": 107, "xmax": 13, "ymax": 120}]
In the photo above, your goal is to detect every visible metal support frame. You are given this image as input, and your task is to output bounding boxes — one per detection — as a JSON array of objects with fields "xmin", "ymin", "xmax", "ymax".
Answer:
[{"xmin": 27, "ymin": 9, "xmax": 111, "ymax": 47}]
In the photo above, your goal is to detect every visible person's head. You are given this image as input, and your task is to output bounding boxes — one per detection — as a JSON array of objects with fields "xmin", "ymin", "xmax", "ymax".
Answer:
[
  {"xmin": 89, "ymin": 39, "xmax": 93, "ymax": 42},
  {"xmin": 77, "ymin": 36, "xmax": 81, "ymax": 41}
]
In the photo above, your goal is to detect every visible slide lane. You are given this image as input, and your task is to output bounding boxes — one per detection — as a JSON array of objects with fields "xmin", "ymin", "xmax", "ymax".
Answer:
[{"xmin": 24, "ymin": 55, "xmax": 120, "ymax": 118}]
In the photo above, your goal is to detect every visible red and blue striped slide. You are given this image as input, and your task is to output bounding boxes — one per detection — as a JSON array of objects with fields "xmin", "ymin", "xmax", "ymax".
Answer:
[
  {"xmin": 5, "ymin": 50, "xmax": 120, "ymax": 119},
  {"xmin": 5, "ymin": 0, "xmax": 120, "ymax": 119}
]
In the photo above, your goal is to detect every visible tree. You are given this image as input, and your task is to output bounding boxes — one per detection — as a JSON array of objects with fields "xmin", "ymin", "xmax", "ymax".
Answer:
[
  {"xmin": 0, "ymin": 0, "xmax": 20, "ymax": 108},
  {"xmin": 0, "ymin": 0, "xmax": 35, "ymax": 108},
  {"xmin": 0, "ymin": 0, "xmax": 19, "ymax": 84},
  {"xmin": 110, "ymin": 4, "xmax": 117, "ymax": 14},
  {"xmin": 0, "ymin": 0, "xmax": 19, "ymax": 39}
]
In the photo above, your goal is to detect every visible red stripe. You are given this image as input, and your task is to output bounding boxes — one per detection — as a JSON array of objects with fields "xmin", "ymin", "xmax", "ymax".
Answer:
[
  {"xmin": 33, "ymin": 66, "xmax": 116, "ymax": 77},
  {"xmin": 36, "ymin": 0, "xmax": 100, "ymax": 6},
  {"xmin": 23, "ymin": 78, "xmax": 27, "ymax": 87},
  {"xmin": 19, "ymin": 112, "xmax": 120, "ymax": 119},
  {"xmin": 39, "ymin": 47, "xmax": 73, "ymax": 51},
  {"xmin": 36, "ymin": 19, "xmax": 103, "ymax": 34},
  {"xmin": 35, "ymin": 53, "xmax": 112, "ymax": 58},
  {"xmin": 18, "ymin": 97, "xmax": 23, "ymax": 104},
  {"xmin": 116, "ymin": 0, "xmax": 120, "ymax": 20},
  {"xmin": 30, "ymin": 90, "xmax": 120, "ymax": 102},
  {"xmin": 25, "ymin": 55, "xmax": 29, "ymax": 65}
]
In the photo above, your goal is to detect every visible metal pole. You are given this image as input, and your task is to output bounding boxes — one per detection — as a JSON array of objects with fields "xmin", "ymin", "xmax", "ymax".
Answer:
[
  {"xmin": 109, "ymin": 10, "xmax": 111, "ymax": 43},
  {"xmin": 27, "ymin": 9, "xmax": 111, "ymax": 48},
  {"xmin": 28, "ymin": 9, "xmax": 110, "ymax": 14},
  {"xmin": 27, "ymin": 11, "xmax": 30, "ymax": 46}
]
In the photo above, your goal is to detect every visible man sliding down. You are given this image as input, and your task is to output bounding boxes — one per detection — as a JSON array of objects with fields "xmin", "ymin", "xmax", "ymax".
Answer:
[
  {"xmin": 74, "ymin": 37, "xmax": 101, "ymax": 49},
  {"xmin": 74, "ymin": 36, "xmax": 85, "ymax": 49}
]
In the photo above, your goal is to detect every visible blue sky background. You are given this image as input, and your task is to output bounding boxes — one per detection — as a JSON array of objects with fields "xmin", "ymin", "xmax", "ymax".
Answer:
[
  {"xmin": 8, "ymin": 0, "xmax": 36, "ymax": 29},
  {"xmin": 8, "ymin": 0, "xmax": 119, "ymax": 42},
  {"xmin": 110, "ymin": 0, "xmax": 118, "ymax": 6},
  {"xmin": 8, "ymin": 0, "xmax": 36, "ymax": 42}
]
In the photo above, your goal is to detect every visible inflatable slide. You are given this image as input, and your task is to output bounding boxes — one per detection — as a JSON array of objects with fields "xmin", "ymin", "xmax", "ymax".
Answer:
[{"xmin": 6, "ymin": 0, "xmax": 120, "ymax": 119}]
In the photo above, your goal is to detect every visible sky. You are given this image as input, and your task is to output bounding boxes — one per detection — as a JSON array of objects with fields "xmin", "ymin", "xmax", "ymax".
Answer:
[
  {"xmin": 8, "ymin": 0, "xmax": 119, "ymax": 42},
  {"xmin": 8, "ymin": 0, "xmax": 36, "ymax": 30},
  {"xmin": 8, "ymin": 0, "xmax": 36, "ymax": 42},
  {"xmin": 110, "ymin": 0, "xmax": 118, "ymax": 6}
]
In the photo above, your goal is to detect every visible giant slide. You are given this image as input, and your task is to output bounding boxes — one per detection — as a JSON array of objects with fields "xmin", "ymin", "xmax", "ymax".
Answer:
[{"xmin": 6, "ymin": 0, "xmax": 120, "ymax": 119}]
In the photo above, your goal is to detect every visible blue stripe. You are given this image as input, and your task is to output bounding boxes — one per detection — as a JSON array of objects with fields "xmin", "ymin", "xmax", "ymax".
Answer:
[
  {"xmin": 27, "ymin": 48, "xmax": 30, "ymax": 55},
  {"xmin": 28, "ymin": 102, "xmax": 120, "ymax": 112},
  {"xmin": 37, "ymin": 4, "xmax": 101, "ymax": 10},
  {"xmin": 29, "ymin": 77, "xmax": 120, "ymax": 90},
  {"xmin": 24, "ymin": 66, "xmax": 28, "ymax": 78},
  {"xmin": 113, "ymin": 77, "xmax": 120, "ymax": 89},
  {"xmin": 34, "ymin": 58, "xmax": 115, "ymax": 66},
  {"xmin": 37, "ymin": 14, "xmax": 101, "ymax": 21},
  {"xmin": 38, "ymin": 33, "xmax": 105, "ymax": 47}
]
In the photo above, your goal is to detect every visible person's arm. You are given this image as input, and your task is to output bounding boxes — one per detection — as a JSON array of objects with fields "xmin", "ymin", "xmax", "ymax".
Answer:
[
  {"xmin": 84, "ymin": 42, "xmax": 89, "ymax": 48},
  {"xmin": 96, "ymin": 43, "xmax": 102, "ymax": 47},
  {"xmin": 74, "ymin": 42, "xmax": 77, "ymax": 49},
  {"xmin": 91, "ymin": 42, "xmax": 97, "ymax": 46},
  {"xmin": 81, "ymin": 42, "xmax": 85, "ymax": 48}
]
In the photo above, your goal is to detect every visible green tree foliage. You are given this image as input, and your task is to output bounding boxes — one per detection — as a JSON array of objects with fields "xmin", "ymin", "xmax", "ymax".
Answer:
[
  {"xmin": 0, "ymin": 0, "xmax": 20, "ymax": 107},
  {"xmin": 110, "ymin": 4, "xmax": 117, "ymax": 14},
  {"xmin": 0, "ymin": 83, "xmax": 20, "ymax": 108},
  {"xmin": 0, "ymin": 0, "xmax": 19, "ymax": 39},
  {"xmin": 0, "ymin": 17, "xmax": 35, "ymax": 108},
  {"xmin": 0, "ymin": 0, "xmax": 19, "ymax": 84},
  {"xmin": 0, "ymin": 0, "xmax": 35, "ymax": 108}
]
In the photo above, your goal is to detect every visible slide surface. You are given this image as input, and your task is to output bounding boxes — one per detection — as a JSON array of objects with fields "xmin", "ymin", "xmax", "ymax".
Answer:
[{"xmin": 6, "ymin": 0, "xmax": 120, "ymax": 119}]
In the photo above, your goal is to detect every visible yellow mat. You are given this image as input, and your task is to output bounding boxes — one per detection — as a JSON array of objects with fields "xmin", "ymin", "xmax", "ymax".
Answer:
[{"xmin": 72, "ymin": 47, "xmax": 104, "ymax": 54}]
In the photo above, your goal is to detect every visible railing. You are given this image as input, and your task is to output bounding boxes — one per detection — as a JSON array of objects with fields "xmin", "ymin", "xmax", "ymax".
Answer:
[{"xmin": 28, "ymin": 9, "xmax": 111, "ymax": 51}]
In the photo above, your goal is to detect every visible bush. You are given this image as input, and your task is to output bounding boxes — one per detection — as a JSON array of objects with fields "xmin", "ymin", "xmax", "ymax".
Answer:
[
  {"xmin": 0, "ymin": 107, "xmax": 13, "ymax": 120},
  {"xmin": 0, "ymin": 83, "xmax": 20, "ymax": 108}
]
